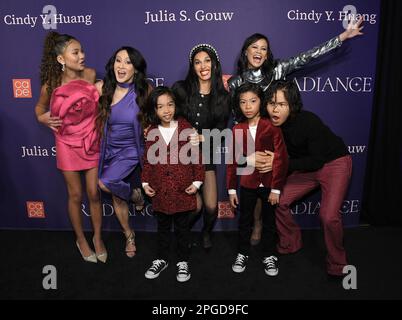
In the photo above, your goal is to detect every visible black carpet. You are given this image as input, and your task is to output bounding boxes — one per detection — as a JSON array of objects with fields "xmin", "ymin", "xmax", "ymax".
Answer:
[{"xmin": 1, "ymin": 226, "xmax": 401, "ymax": 300}]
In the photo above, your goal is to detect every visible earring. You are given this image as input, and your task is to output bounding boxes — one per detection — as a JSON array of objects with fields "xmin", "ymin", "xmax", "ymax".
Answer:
[{"xmin": 61, "ymin": 63, "xmax": 65, "ymax": 72}]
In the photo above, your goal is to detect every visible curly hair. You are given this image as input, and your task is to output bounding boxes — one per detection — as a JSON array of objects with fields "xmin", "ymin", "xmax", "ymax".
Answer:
[
  {"xmin": 97, "ymin": 46, "xmax": 150, "ymax": 136},
  {"xmin": 39, "ymin": 31, "xmax": 76, "ymax": 96}
]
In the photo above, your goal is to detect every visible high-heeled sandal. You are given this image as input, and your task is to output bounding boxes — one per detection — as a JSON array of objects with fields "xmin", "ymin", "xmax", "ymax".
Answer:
[
  {"xmin": 92, "ymin": 237, "xmax": 108, "ymax": 263},
  {"xmin": 76, "ymin": 241, "xmax": 97, "ymax": 263},
  {"xmin": 130, "ymin": 188, "xmax": 145, "ymax": 211},
  {"xmin": 124, "ymin": 231, "xmax": 136, "ymax": 258}
]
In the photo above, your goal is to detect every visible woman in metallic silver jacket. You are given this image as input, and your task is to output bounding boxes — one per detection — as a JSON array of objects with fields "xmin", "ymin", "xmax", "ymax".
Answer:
[
  {"xmin": 228, "ymin": 18, "xmax": 363, "ymax": 245},
  {"xmin": 228, "ymin": 18, "xmax": 364, "ymax": 94}
]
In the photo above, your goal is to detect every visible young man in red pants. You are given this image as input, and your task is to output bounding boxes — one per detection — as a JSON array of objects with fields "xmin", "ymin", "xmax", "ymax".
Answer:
[{"xmin": 258, "ymin": 80, "xmax": 352, "ymax": 277}]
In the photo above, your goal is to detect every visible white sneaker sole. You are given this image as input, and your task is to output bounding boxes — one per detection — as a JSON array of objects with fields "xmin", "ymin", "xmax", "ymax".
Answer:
[
  {"xmin": 264, "ymin": 269, "xmax": 279, "ymax": 276},
  {"xmin": 232, "ymin": 265, "xmax": 246, "ymax": 273},
  {"xmin": 177, "ymin": 274, "xmax": 191, "ymax": 282},
  {"xmin": 145, "ymin": 264, "xmax": 168, "ymax": 279}
]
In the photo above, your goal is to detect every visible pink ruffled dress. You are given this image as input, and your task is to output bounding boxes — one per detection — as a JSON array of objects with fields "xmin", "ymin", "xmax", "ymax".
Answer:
[{"xmin": 50, "ymin": 79, "xmax": 100, "ymax": 171}]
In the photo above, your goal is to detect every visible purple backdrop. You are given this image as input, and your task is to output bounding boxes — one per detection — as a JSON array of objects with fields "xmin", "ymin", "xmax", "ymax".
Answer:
[{"xmin": 0, "ymin": 0, "xmax": 380, "ymax": 231}]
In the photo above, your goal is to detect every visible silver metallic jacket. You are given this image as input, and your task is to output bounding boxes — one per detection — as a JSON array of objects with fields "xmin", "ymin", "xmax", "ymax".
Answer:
[{"xmin": 228, "ymin": 36, "xmax": 342, "ymax": 92}]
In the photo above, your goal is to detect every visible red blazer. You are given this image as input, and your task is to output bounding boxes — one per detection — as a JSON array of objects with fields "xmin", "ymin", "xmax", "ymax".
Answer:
[
  {"xmin": 227, "ymin": 117, "xmax": 288, "ymax": 191},
  {"xmin": 142, "ymin": 117, "xmax": 204, "ymax": 214}
]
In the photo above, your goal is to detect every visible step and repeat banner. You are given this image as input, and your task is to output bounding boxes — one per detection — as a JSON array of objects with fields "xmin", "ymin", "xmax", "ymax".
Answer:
[{"xmin": 0, "ymin": 0, "xmax": 380, "ymax": 231}]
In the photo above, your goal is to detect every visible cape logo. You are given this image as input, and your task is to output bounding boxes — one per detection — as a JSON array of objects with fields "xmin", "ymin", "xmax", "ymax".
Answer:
[{"xmin": 13, "ymin": 79, "xmax": 32, "ymax": 98}]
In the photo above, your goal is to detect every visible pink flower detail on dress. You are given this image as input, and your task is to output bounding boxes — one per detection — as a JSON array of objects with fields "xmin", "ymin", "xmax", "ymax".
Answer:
[{"xmin": 50, "ymin": 80, "xmax": 100, "ymax": 170}]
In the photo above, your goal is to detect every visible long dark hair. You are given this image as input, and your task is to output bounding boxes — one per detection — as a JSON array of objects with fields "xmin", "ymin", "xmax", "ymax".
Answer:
[
  {"xmin": 237, "ymin": 33, "xmax": 276, "ymax": 78},
  {"xmin": 40, "ymin": 31, "xmax": 77, "ymax": 96},
  {"xmin": 234, "ymin": 83, "xmax": 268, "ymax": 123},
  {"xmin": 175, "ymin": 45, "xmax": 229, "ymax": 130},
  {"xmin": 145, "ymin": 86, "xmax": 179, "ymax": 126},
  {"xmin": 265, "ymin": 80, "xmax": 303, "ymax": 118},
  {"xmin": 97, "ymin": 46, "xmax": 149, "ymax": 135}
]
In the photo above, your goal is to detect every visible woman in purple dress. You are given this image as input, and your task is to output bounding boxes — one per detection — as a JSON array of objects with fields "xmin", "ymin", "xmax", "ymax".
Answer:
[{"xmin": 96, "ymin": 46, "xmax": 150, "ymax": 258}]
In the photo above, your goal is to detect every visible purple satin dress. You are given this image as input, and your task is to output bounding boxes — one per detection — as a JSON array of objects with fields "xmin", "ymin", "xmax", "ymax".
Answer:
[{"xmin": 98, "ymin": 85, "xmax": 144, "ymax": 201}]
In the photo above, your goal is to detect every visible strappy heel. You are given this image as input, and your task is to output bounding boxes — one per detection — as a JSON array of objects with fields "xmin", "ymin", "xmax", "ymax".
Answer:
[{"xmin": 124, "ymin": 230, "xmax": 136, "ymax": 258}]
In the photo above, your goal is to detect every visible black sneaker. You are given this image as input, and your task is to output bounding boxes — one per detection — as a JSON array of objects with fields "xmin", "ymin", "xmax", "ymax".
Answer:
[
  {"xmin": 262, "ymin": 256, "xmax": 279, "ymax": 276},
  {"xmin": 176, "ymin": 261, "xmax": 191, "ymax": 282},
  {"xmin": 145, "ymin": 259, "xmax": 168, "ymax": 279},
  {"xmin": 232, "ymin": 253, "xmax": 249, "ymax": 273}
]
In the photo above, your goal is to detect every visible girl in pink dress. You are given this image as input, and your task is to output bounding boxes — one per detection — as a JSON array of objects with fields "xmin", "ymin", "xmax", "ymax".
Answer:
[{"xmin": 35, "ymin": 32, "xmax": 106, "ymax": 263}]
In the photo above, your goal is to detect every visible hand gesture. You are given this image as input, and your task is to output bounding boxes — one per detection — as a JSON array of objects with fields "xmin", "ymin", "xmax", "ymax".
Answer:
[
  {"xmin": 190, "ymin": 128, "xmax": 204, "ymax": 146},
  {"xmin": 185, "ymin": 184, "xmax": 198, "ymax": 195},
  {"xmin": 268, "ymin": 192, "xmax": 280, "ymax": 206},
  {"xmin": 38, "ymin": 111, "xmax": 62, "ymax": 132},
  {"xmin": 255, "ymin": 150, "xmax": 274, "ymax": 173},
  {"xmin": 143, "ymin": 185, "xmax": 156, "ymax": 197},
  {"xmin": 229, "ymin": 193, "xmax": 239, "ymax": 209},
  {"xmin": 340, "ymin": 16, "xmax": 364, "ymax": 41}
]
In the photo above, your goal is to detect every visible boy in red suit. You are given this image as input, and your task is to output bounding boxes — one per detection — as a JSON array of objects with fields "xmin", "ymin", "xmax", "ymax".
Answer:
[{"xmin": 227, "ymin": 83, "xmax": 288, "ymax": 276}]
